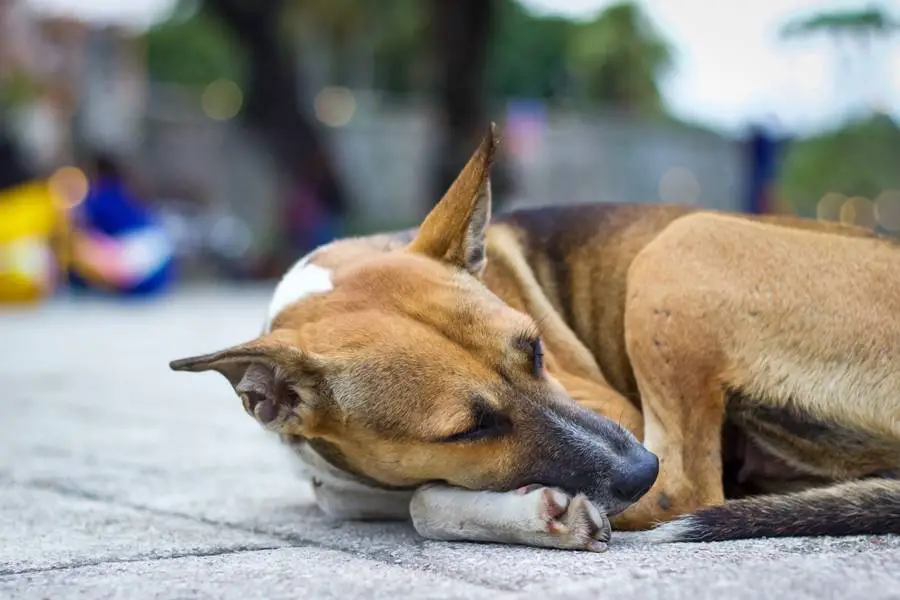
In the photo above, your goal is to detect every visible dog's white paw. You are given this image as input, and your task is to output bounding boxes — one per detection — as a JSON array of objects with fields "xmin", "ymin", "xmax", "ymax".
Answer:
[
  {"xmin": 514, "ymin": 484, "xmax": 611, "ymax": 552},
  {"xmin": 410, "ymin": 484, "xmax": 611, "ymax": 552}
]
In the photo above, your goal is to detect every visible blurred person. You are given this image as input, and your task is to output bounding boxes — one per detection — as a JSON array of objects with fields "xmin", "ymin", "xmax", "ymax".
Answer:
[
  {"xmin": 282, "ymin": 180, "xmax": 341, "ymax": 268},
  {"xmin": 0, "ymin": 125, "xmax": 65, "ymax": 304},
  {"xmin": 66, "ymin": 152, "xmax": 176, "ymax": 297},
  {"xmin": 743, "ymin": 119, "xmax": 790, "ymax": 214}
]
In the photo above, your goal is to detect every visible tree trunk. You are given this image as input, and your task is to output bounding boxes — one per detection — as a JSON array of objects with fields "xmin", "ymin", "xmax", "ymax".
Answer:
[
  {"xmin": 203, "ymin": 0, "xmax": 348, "ymax": 268},
  {"xmin": 429, "ymin": 0, "xmax": 511, "ymax": 211}
]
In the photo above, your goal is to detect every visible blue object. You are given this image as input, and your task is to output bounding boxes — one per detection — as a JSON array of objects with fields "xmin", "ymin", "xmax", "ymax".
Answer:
[
  {"xmin": 744, "ymin": 124, "xmax": 785, "ymax": 214},
  {"xmin": 68, "ymin": 173, "xmax": 176, "ymax": 297}
]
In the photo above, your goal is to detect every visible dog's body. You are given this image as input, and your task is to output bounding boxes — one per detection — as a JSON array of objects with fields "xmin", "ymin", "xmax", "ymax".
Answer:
[{"xmin": 173, "ymin": 127, "xmax": 900, "ymax": 550}]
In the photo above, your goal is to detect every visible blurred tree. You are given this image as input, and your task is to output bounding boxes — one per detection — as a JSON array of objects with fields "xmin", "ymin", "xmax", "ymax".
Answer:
[
  {"xmin": 204, "ymin": 0, "xmax": 348, "ymax": 218},
  {"xmin": 367, "ymin": 0, "xmax": 428, "ymax": 93},
  {"xmin": 486, "ymin": 0, "xmax": 572, "ymax": 100},
  {"xmin": 427, "ymin": 0, "xmax": 498, "ymax": 207},
  {"xmin": 777, "ymin": 7, "xmax": 900, "ymax": 217},
  {"xmin": 781, "ymin": 7, "xmax": 900, "ymax": 38},
  {"xmin": 146, "ymin": 0, "xmax": 679, "ymax": 222},
  {"xmin": 567, "ymin": 2, "xmax": 673, "ymax": 113},
  {"xmin": 281, "ymin": 0, "xmax": 502, "ymax": 210},
  {"xmin": 148, "ymin": 0, "xmax": 349, "ymax": 236},
  {"xmin": 780, "ymin": 7, "xmax": 898, "ymax": 114},
  {"xmin": 287, "ymin": 0, "xmax": 572, "ymax": 100},
  {"xmin": 778, "ymin": 115, "xmax": 900, "ymax": 215},
  {"xmin": 146, "ymin": 5, "xmax": 245, "ymax": 87},
  {"xmin": 285, "ymin": 0, "xmax": 427, "ymax": 92}
]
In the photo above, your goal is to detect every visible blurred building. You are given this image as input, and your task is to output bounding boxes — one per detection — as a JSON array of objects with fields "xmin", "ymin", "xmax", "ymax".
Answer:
[
  {"xmin": 1, "ymin": 0, "xmax": 84, "ymax": 169},
  {"xmin": 0, "ymin": 0, "xmax": 148, "ymax": 171},
  {"xmin": 2, "ymin": 0, "xmax": 746, "ymax": 281}
]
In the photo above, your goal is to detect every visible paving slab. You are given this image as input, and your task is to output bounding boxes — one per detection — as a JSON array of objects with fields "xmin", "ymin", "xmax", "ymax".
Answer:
[
  {"xmin": 0, "ymin": 485, "xmax": 284, "ymax": 576},
  {"xmin": 0, "ymin": 548, "xmax": 503, "ymax": 600},
  {"xmin": 3, "ymin": 286, "xmax": 900, "ymax": 599}
]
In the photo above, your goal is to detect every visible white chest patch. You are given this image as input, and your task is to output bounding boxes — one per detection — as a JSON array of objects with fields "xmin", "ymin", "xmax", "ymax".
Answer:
[{"xmin": 265, "ymin": 254, "xmax": 333, "ymax": 331}]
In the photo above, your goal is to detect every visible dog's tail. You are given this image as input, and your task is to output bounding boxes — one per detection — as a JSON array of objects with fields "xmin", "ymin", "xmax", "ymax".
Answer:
[{"xmin": 646, "ymin": 478, "xmax": 900, "ymax": 543}]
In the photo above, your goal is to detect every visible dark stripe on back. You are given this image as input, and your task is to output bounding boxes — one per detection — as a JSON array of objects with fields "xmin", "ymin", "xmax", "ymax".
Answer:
[{"xmin": 495, "ymin": 205, "xmax": 626, "ymax": 329}]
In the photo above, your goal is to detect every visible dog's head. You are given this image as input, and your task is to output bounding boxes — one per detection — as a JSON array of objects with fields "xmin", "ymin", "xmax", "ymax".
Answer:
[{"xmin": 170, "ymin": 124, "xmax": 657, "ymax": 515}]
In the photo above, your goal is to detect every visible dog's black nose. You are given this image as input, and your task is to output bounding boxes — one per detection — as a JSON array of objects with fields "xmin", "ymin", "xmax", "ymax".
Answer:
[{"xmin": 611, "ymin": 449, "xmax": 659, "ymax": 503}]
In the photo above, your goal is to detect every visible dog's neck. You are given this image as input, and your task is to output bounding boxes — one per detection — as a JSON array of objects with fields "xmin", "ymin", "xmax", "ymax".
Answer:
[
  {"xmin": 264, "ymin": 231, "xmax": 419, "ymax": 491},
  {"xmin": 285, "ymin": 434, "xmax": 411, "ymax": 492}
]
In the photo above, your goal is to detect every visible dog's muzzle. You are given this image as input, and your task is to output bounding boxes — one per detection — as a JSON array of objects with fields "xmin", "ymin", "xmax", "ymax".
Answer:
[{"xmin": 525, "ymin": 403, "xmax": 659, "ymax": 514}]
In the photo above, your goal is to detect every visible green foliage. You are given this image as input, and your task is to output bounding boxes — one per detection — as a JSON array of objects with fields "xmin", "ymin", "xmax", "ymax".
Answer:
[
  {"xmin": 0, "ymin": 71, "xmax": 41, "ymax": 110},
  {"xmin": 145, "ymin": 0, "xmax": 669, "ymax": 109},
  {"xmin": 781, "ymin": 7, "xmax": 900, "ymax": 38},
  {"xmin": 146, "ymin": 4, "xmax": 245, "ymax": 87},
  {"xmin": 776, "ymin": 6, "xmax": 900, "ymax": 216},
  {"xmin": 282, "ymin": 0, "xmax": 427, "ymax": 92},
  {"xmin": 286, "ymin": 0, "xmax": 378, "ymax": 40},
  {"xmin": 779, "ymin": 115, "xmax": 900, "ymax": 214},
  {"xmin": 567, "ymin": 2, "xmax": 672, "ymax": 112},
  {"xmin": 369, "ymin": 0, "xmax": 428, "ymax": 93},
  {"xmin": 486, "ymin": 0, "xmax": 574, "ymax": 99},
  {"xmin": 486, "ymin": 0, "xmax": 672, "ymax": 110}
]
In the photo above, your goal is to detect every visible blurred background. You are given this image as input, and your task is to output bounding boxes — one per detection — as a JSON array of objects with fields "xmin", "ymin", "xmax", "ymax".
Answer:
[{"xmin": 1, "ymin": 0, "xmax": 899, "ymax": 304}]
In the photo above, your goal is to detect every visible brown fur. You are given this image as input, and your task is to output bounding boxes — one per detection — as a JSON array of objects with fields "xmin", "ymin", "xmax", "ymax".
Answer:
[{"xmin": 171, "ymin": 125, "xmax": 900, "ymax": 541}]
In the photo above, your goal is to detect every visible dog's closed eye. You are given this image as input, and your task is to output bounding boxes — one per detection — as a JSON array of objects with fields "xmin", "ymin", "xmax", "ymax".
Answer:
[
  {"xmin": 513, "ymin": 332, "xmax": 545, "ymax": 378},
  {"xmin": 439, "ymin": 397, "xmax": 511, "ymax": 443},
  {"xmin": 530, "ymin": 337, "xmax": 544, "ymax": 377}
]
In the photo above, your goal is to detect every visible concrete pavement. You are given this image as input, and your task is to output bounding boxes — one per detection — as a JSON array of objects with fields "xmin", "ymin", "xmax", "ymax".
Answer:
[{"xmin": 3, "ymin": 287, "xmax": 899, "ymax": 599}]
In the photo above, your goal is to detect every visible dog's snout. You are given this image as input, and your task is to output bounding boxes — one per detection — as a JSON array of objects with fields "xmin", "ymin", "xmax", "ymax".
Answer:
[{"xmin": 610, "ymin": 449, "xmax": 659, "ymax": 503}]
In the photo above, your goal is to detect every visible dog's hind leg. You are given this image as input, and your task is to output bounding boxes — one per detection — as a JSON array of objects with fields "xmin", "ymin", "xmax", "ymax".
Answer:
[
  {"xmin": 613, "ymin": 212, "xmax": 900, "ymax": 537},
  {"xmin": 609, "ymin": 283, "xmax": 728, "ymax": 531}
]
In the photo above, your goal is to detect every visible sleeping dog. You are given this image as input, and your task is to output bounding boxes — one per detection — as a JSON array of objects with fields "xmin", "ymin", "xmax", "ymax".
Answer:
[{"xmin": 171, "ymin": 125, "xmax": 900, "ymax": 551}]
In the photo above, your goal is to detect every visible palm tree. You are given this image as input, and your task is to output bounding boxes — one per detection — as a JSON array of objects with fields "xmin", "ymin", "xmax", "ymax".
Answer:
[{"xmin": 780, "ymin": 7, "xmax": 900, "ymax": 114}]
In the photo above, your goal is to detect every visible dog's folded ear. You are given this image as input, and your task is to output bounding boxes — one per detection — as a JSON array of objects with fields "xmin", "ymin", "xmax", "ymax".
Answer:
[
  {"xmin": 408, "ymin": 122, "xmax": 498, "ymax": 278},
  {"xmin": 169, "ymin": 330, "xmax": 326, "ymax": 405}
]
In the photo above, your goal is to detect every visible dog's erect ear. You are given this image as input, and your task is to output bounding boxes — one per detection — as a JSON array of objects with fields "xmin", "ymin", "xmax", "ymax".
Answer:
[
  {"xmin": 169, "ymin": 330, "xmax": 326, "ymax": 410},
  {"xmin": 408, "ymin": 123, "xmax": 497, "ymax": 277}
]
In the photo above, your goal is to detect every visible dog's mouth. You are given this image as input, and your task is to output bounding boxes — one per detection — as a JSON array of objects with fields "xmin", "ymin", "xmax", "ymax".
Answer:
[
  {"xmin": 603, "ymin": 497, "xmax": 643, "ymax": 517},
  {"xmin": 555, "ymin": 474, "xmax": 655, "ymax": 518}
]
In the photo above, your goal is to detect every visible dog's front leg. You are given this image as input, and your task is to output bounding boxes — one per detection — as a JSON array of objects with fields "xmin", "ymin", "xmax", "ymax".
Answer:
[
  {"xmin": 313, "ymin": 479, "xmax": 414, "ymax": 521},
  {"xmin": 409, "ymin": 484, "xmax": 611, "ymax": 552}
]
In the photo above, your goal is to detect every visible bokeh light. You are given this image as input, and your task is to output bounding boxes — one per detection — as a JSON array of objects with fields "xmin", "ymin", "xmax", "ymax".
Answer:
[
  {"xmin": 314, "ymin": 86, "xmax": 356, "ymax": 128},
  {"xmin": 839, "ymin": 196, "xmax": 875, "ymax": 229},
  {"xmin": 48, "ymin": 166, "xmax": 89, "ymax": 209},
  {"xmin": 874, "ymin": 190, "xmax": 900, "ymax": 232},
  {"xmin": 201, "ymin": 79, "xmax": 243, "ymax": 121},
  {"xmin": 816, "ymin": 192, "xmax": 846, "ymax": 222},
  {"xmin": 658, "ymin": 167, "xmax": 700, "ymax": 204}
]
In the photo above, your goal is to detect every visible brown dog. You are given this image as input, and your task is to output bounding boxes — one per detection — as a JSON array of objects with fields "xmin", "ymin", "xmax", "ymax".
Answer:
[{"xmin": 171, "ymin": 125, "xmax": 900, "ymax": 551}]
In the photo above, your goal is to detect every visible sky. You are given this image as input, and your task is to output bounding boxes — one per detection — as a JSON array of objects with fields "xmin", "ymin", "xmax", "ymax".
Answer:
[
  {"xmin": 521, "ymin": 0, "xmax": 900, "ymax": 136},
  {"xmin": 26, "ymin": 0, "xmax": 900, "ymax": 137}
]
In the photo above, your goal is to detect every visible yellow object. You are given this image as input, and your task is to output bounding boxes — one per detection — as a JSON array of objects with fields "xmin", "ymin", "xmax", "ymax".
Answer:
[{"xmin": 0, "ymin": 180, "xmax": 69, "ymax": 304}]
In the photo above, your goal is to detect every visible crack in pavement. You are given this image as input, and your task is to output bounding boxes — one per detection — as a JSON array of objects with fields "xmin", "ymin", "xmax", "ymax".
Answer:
[
  {"xmin": 4, "ymin": 475, "xmax": 513, "ymax": 591},
  {"xmin": 0, "ymin": 545, "xmax": 286, "ymax": 578}
]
